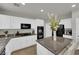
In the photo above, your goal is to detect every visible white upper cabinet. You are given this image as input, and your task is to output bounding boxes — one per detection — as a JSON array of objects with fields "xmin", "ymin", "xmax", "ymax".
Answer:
[
  {"xmin": 10, "ymin": 16, "xmax": 21, "ymax": 29},
  {"xmin": 0, "ymin": 14, "xmax": 11, "ymax": 29},
  {"xmin": 35, "ymin": 19, "xmax": 44, "ymax": 26},
  {"xmin": 59, "ymin": 18, "xmax": 72, "ymax": 29},
  {"xmin": 0, "ymin": 14, "xmax": 44, "ymax": 34},
  {"xmin": 11, "ymin": 16, "xmax": 36, "ymax": 29}
]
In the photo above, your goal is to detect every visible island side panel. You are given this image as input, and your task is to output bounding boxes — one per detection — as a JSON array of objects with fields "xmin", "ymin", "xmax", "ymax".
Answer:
[{"xmin": 37, "ymin": 42, "xmax": 54, "ymax": 55}]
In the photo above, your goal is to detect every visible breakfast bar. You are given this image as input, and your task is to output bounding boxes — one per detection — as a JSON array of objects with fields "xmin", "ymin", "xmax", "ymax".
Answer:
[{"xmin": 37, "ymin": 37, "xmax": 72, "ymax": 55}]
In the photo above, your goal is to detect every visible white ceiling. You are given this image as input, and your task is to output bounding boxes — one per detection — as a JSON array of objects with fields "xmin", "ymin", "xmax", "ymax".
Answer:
[{"xmin": 0, "ymin": 3, "xmax": 79, "ymax": 22}]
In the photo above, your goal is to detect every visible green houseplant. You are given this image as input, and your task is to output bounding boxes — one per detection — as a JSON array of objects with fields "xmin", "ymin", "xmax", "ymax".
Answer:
[{"xmin": 48, "ymin": 14, "xmax": 59, "ymax": 41}]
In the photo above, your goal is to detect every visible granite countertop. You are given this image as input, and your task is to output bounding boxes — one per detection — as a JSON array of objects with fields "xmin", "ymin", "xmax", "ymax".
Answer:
[
  {"xmin": 37, "ymin": 37, "xmax": 72, "ymax": 55},
  {"xmin": 0, "ymin": 37, "xmax": 11, "ymax": 54},
  {"xmin": 0, "ymin": 34, "xmax": 36, "ymax": 38}
]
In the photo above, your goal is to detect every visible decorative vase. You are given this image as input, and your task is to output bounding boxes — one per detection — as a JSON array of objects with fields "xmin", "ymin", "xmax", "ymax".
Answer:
[
  {"xmin": 5, "ymin": 34, "xmax": 8, "ymax": 39},
  {"xmin": 53, "ymin": 31, "xmax": 56, "ymax": 41}
]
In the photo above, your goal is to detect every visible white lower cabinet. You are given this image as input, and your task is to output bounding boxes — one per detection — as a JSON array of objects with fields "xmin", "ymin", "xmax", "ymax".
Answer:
[
  {"xmin": 37, "ymin": 43, "xmax": 54, "ymax": 55},
  {"xmin": 5, "ymin": 35, "xmax": 37, "ymax": 55}
]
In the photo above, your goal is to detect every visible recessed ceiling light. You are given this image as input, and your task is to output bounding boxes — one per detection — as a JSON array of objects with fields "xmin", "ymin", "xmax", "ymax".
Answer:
[
  {"xmin": 21, "ymin": 3, "xmax": 26, "ymax": 5},
  {"xmin": 40, "ymin": 9, "xmax": 44, "ymax": 12},
  {"xmin": 72, "ymin": 4, "xmax": 76, "ymax": 7}
]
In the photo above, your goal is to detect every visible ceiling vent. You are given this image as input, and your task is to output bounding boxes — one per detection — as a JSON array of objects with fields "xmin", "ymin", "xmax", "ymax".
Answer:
[{"xmin": 13, "ymin": 3, "xmax": 20, "ymax": 7}]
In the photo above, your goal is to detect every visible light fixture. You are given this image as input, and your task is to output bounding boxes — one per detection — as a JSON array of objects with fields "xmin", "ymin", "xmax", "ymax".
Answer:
[
  {"xmin": 72, "ymin": 4, "xmax": 76, "ymax": 7},
  {"xmin": 21, "ymin": 3, "xmax": 26, "ymax": 5},
  {"xmin": 40, "ymin": 9, "xmax": 44, "ymax": 12}
]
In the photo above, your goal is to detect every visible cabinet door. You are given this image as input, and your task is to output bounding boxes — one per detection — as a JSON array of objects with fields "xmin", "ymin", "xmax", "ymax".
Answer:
[
  {"xmin": 76, "ymin": 18, "xmax": 79, "ymax": 36},
  {"xmin": 10, "ymin": 16, "xmax": 21, "ymax": 29},
  {"xmin": 0, "ymin": 14, "xmax": 10, "ymax": 29},
  {"xmin": 45, "ymin": 23, "xmax": 52, "ymax": 37},
  {"xmin": 37, "ymin": 43, "xmax": 54, "ymax": 55}
]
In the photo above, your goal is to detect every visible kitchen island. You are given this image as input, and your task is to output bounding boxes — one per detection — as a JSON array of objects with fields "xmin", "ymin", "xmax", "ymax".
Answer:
[
  {"xmin": 5, "ymin": 35, "xmax": 37, "ymax": 55},
  {"xmin": 0, "ymin": 34, "xmax": 36, "ymax": 55},
  {"xmin": 37, "ymin": 37, "xmax": 73, "ymax": 55}
]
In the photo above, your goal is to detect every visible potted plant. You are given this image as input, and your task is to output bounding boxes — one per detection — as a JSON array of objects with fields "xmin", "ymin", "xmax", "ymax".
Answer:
[{"xmin": 48, "ymin": 14, "xmax": 59, "ymax": 41}]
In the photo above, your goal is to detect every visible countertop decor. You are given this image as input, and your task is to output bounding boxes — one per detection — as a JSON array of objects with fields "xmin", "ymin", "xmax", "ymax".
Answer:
[{"xmin": 48, "ymin": 13, "xmax": 60, "ymax": 41}]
